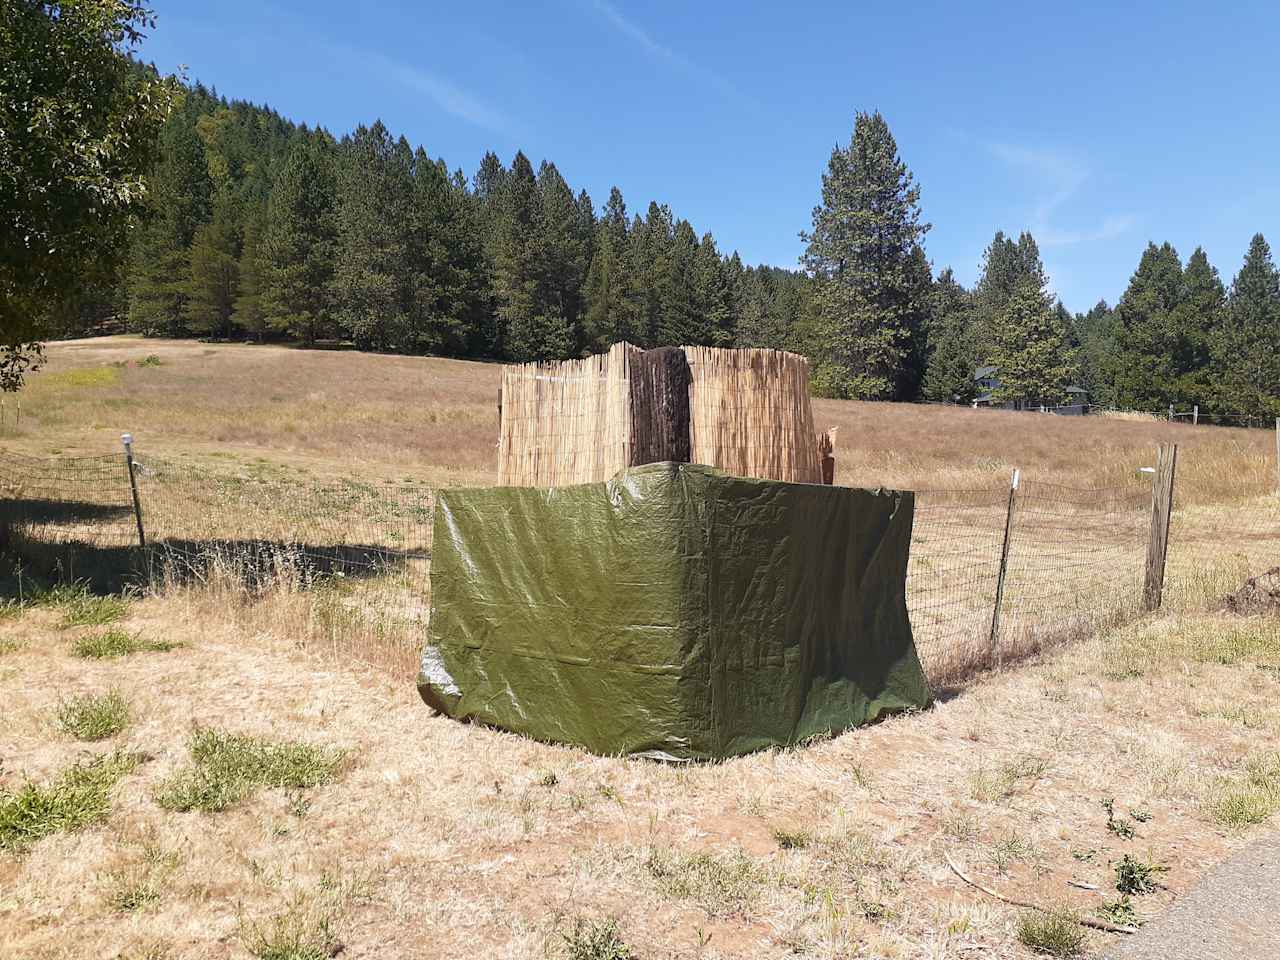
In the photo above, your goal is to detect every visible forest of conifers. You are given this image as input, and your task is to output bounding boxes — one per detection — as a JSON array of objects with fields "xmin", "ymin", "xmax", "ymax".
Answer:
[{"xmin": 99, "ymin": 84, "xmax": 1280, "ymax": 416}]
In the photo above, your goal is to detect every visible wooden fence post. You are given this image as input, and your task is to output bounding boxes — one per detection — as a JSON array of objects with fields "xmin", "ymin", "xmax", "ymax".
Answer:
[
  {"xmin": 1192, "ymin": 404, "xmax": 1198, "ymax": 426},
  {"xmin": 988, "ymin": 467, "xmax": 1020, "ymax": 667},
  {"xmin": 1274, "ymin": 418, "xmax": 1279, "ymax": 494},
  {"xmin": 1143, "ymin": 443, "xmax": 1177, "ymax": 611},
  {"xmin": 121, "ymin": 433, "xmax": 146, "ymax": 550}
]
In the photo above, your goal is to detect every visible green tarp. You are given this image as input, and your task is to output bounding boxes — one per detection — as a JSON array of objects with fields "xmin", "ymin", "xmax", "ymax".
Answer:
[{"xmin": 418, "ymin": 462, "xmax": 929, "ymax": 760}]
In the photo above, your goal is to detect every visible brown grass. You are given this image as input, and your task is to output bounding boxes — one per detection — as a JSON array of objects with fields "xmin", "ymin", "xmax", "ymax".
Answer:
[
  {"xmin": 2, "ymin": 592, "xmax": 1278, "ymax": 958},
  {"xmin": 7, "ymin": 336, "xmax": 1275, "ymax": 504}
]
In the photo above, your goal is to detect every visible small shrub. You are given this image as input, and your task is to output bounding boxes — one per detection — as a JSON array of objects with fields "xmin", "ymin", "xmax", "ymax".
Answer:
[
  {"xmin": 537, "ymin": 770, "xmax": 559, "ymax": 787},
  {"xmin": 155, "ymin": 726, "xmax": 347, "ymax": 813},
  {"xmin": 0, "ymin": 751, "xmax": 139, "ymax": 852},
  {"xmin": 138, "ymin": 354, "xmax": 163, "ymax": 367},
  {"xmin": 1097, "ymin": 895, "xmax": 1141, "ymax": 927},
  {"xmin": 988, "ymin": 832, "xmax": 1040, "ymax": 874},
  {"xmin": 772, "ymin": 826, "xmax": 811, "ymax": 850},
  {"xmin": 563, "ymin": 917, "xmax": 632, "ymax": 960},
  {"xmin": 1016, "ymin": 909, "xmax": 1085, "ymax": 956},
  {"xmin": 1114, "ymin": 853, "xmax": 1168, "ymax": 895},
  {"xmin": 1102, "ymin": 797, "xmax": 1136, "ymax": 839},
  {"xmin": 72, "ymin": 629, "xmax": 176, "ymax": 659},
  {"xmin": 57, "ymin": 689, "xmax": 130, "ymax": 740}
]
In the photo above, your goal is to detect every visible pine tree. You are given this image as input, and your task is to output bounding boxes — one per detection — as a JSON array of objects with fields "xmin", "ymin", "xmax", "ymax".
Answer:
[
  {"xmin": 692, "ymin": 233, "xmax": 734, "ymax": 347},
  {"xmin": 183, "ymin": 214, "xmax": 240, "ymax": 338},
  {"xmin": 232, "ymin": 212, "xmax": 269, "ymax": 338},
  {"xmin": 973, "ymin": 230, "xmax": 1049, "ymax": 351},
  {"xmin": 1172, "ymin": 247, "xmax": 1225, "ymax": 403},
  {"xmin": 262, "ymin": 133, "xmax": 338, "ymax": 344},
  {"xmin": 1111, "ymin": 242, "xmax": 1185, "ymax": 408},
  {"xmin": 1074, "ymin": 300, "xmax": 1118, "ymax": 405},
  {"xmin": 127, "ymin": 114, "xmax": 213, "ymax": 336},
  {"xmin": 896, "ymin": 243, "xmax": 934, "ymax": 401},
  {"xmin": 1216, "ymin": 233, "xmax": 1280, "ymax": 415},
  {"xmin": 332, "ymin": 122, "xmax": 414, "ymax": 351},
  {"xmin": 801, "ymin": 111, "xmax": 931, "ymax": 399},
  {"xmin": 988, "ymin": 281, "xmax": 1076, "ymax": 407},
  {"xmin": 492, "ymin": 152, "xmax": 571, "ymax": 361},
  {"xmin": 922, "ymin": 268, "xmax": 977, "ymax": 402},
  {"xmin": 535, "ymin": 162, "xmax": 591, "ymax": 350}
]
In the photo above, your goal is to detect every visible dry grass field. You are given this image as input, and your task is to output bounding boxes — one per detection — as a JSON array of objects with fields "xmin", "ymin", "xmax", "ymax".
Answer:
[
  {"xmin": 4, "ymin": 336, "xmax": 1276, "ymax": 501},
  {"xmin": 2, "ymin": 590, "xmax": 1278, "ymax": 959},
  {"xmin": 3, "ymin": 336, "xmax": 1280, "ymax": 958}
]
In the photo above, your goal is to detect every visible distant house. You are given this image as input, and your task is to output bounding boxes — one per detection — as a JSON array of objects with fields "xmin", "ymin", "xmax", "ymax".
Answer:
[{"xmin": 971, "ymin": 365, "xmax": 1089, "ymax": 413}]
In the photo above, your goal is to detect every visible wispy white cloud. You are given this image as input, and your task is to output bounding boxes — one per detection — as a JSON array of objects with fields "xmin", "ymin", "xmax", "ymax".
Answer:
[
  {"xmin": 984, "ymin": 141, "xmax": 1136, "ymax": 248},
  {"xmin": 382, "ymin": 60, "xmax": 514, "ymax": 136},
  {"xmin": 316, "ymin": 37, "xmax": 518, "ymax": 138},
  {"xmin": 589, "ymin": 0, "xmax": 747, "ymax": 104}
]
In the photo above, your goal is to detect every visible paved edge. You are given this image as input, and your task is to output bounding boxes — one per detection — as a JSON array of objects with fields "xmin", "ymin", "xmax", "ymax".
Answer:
[{"xmin": 1105, "ymin": 831, "xmax": 1280, "ymax": 960}]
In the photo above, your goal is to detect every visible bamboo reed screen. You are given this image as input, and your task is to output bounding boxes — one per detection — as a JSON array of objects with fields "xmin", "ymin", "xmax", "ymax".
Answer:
[
  {"xmin": 684, "ymin": 346, "xmax": 822, "ymax": 485},
  {"xmin": 497, "ymin": 342, "xmax": 634, "ymax": 487},
  {"xmin": 497, "ymin": 344, "xmax": 823, "ymax": 487}
]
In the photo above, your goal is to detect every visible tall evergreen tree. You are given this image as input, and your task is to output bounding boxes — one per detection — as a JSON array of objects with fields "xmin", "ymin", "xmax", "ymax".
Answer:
[
  {"xmin": 801, "ymin": 111, "xmax": 930, "ymax": 399},
  {"xmin": 1074, "ymin": 300, "xmax": 1118, "ymax": 405},
  {"xmin": 988, "ymin": 281, "xmax": 1076, "ymax": 406},
  {"xmin": 1216, "ymin": 233, "xmax": 1280, "ymax": 415},
  {"xmin": 1172, "ymin": 246, "xmax": 1225, "ymax": 403},
  {"xmin": 1111, "ymin": 242, "xmax": 1185, "ymax": 409},
  {"xmin": 972, "ymin": 230, "xmax": 1048, "ymax": 351},
  {"xmin": 128, "ymin": 113, "xmax": 213, "ymax": 336},
  {"xmin": 262, "ymin": 133, "xmax": 338, "ymax": 344},
  {"xmin": 183, "ymin": 214, "xmax": 240, "ymax": 338},
  {"xmin": 232, "ymin": 211, "xmax": 268, "ymax": 338},
  {"xmin": 922, "ymin": 268, "xmax": 977, "ymax": 403},
  {"xmin": 332, "ymin": 122, "xmax": 414, "ymax": 351}
]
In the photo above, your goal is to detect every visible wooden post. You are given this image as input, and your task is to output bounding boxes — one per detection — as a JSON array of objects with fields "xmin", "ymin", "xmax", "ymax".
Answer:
[
  {"xmin": 496, "ymin": 384, "xmax": 503, "ymax": 427},
  {"xmin": 121, "ymin": 433, "xmax": 146, "ymax": 550},
  {"xmin": 988, "ymin": 468, "xmax": 1020, "ymax": 667},
  {"xmin": 1275, "ymin": 418, "xmax": 1279, "ymax": 494},
  {"xmin": 1143, "ymin": 443, "xmax": 1177, "ymax": 611},
  {"xmin": 1192, "ymin": 404, "xmax": 1199, "ymax": 426},
  {"xmin": 1168, "ymin": 404, "xmax": 1175, "ymax": 422},
  {"xmin": 627, "ymin": 347, "xmax": 692, "ymax": 466}
]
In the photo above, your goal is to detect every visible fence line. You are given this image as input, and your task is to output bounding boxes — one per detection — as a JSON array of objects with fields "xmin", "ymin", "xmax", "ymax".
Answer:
[{"xmin": 2, "ymin": 440, "xmax": 1277, "ymax": 690}]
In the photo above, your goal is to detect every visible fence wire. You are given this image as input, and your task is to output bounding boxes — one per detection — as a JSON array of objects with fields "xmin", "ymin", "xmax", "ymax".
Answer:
[{"xmin": 2, "ymin": 445, "xmax": 1278, "ymax": 688}]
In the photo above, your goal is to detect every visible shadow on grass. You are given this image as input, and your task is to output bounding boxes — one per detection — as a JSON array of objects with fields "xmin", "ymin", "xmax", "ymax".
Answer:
[{"xmin": 0, "ymin": 510, "xmax": 428, "ymax": 599}]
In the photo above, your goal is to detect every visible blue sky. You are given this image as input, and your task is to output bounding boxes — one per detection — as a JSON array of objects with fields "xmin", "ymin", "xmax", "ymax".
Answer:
[{"xmin": 142, "ymin": 1, "xmax": 1280, "ymax": 313}]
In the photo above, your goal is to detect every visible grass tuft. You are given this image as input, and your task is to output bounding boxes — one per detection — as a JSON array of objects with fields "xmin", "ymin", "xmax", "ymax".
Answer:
[
  {"xmin": 240, "ymin": 902, "xmax": 338, "ymax": 960},
  {"xmin": 56, "ymin": 689, "xmax": 130, "ymax": 740},
  {"xmin": 1209, "ymin": 754, "xmax": 1280, "ymax": 827},
  {"xmin": 645, "ymin": 847, "xmax": 764, "ymax": 916},
  {"xmin": 71, "ymin": 628, "xmax": 176, "ymax": 659},
  {"xmin": 0, "ymin": 751, "xmax": 140, "ymax": 853},
  {"xmin": 771, "ymin": 826, "xmax": 812, "ymax": 850},
  {"xmin": 39, "ymin": 583, "xmax": 130, "ymax": 628},
  {"xmin": 1015, "ymin": 909, "xmax": 1086, "ymax": 956},
  {"xmin": 562, "ymin": 917, "xmax": 633, "ymax": 960},
  {"xmin": 155, "ymin": 726, "xmax": 348, "ymax": 813}
]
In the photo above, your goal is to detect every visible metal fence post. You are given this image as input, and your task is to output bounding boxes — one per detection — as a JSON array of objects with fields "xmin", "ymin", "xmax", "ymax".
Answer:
[
  {"xmin": 1143, "ymin": 443, "xmax": 1177, "ymax": 611},
  {"xmin": 988, "ymin": 467, "xmax": 1020, "ymax": 667},
  {"xmin": 121, "ymin": 433, "xmax": 146, "ymax": 549}
]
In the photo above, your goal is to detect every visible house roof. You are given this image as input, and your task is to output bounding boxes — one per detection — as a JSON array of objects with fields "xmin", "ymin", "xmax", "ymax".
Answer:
[{"xmin": 974, "ymin": 365, "xmax": 998, "ymax": 379}]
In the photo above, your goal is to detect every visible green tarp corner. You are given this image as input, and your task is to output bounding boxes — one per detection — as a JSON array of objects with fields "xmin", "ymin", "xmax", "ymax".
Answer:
[{"xmin": 418, "ymin": 462, "xmax": 929, "ymax": 759}]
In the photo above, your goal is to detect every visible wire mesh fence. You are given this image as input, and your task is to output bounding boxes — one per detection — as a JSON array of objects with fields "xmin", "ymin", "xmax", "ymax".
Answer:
[{"xmin": 2, "ymin": 442, "xmax": 1278, "ymax": 689}]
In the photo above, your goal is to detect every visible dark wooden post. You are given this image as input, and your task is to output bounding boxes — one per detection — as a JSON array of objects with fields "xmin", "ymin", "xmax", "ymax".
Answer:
[
  {"xmin": 121, "ymin": 433, "xmax": 146, "ymax": 550},
  {"xmin": 1143, "ymin": 443, "xmax": 1178, "ymax": 611},
  {"xmin": 988, "ymin": 468, "xmax": 1020, "ymax": 666},
  {"xmin": 627, "ymin": 347, "xmax": 692, "ymax": 466}
]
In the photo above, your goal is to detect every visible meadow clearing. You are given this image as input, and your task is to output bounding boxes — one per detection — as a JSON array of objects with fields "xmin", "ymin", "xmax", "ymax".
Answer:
[{"xmin": 2, "ymin": 337, "xmax": 1279, "ymax": 959}]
